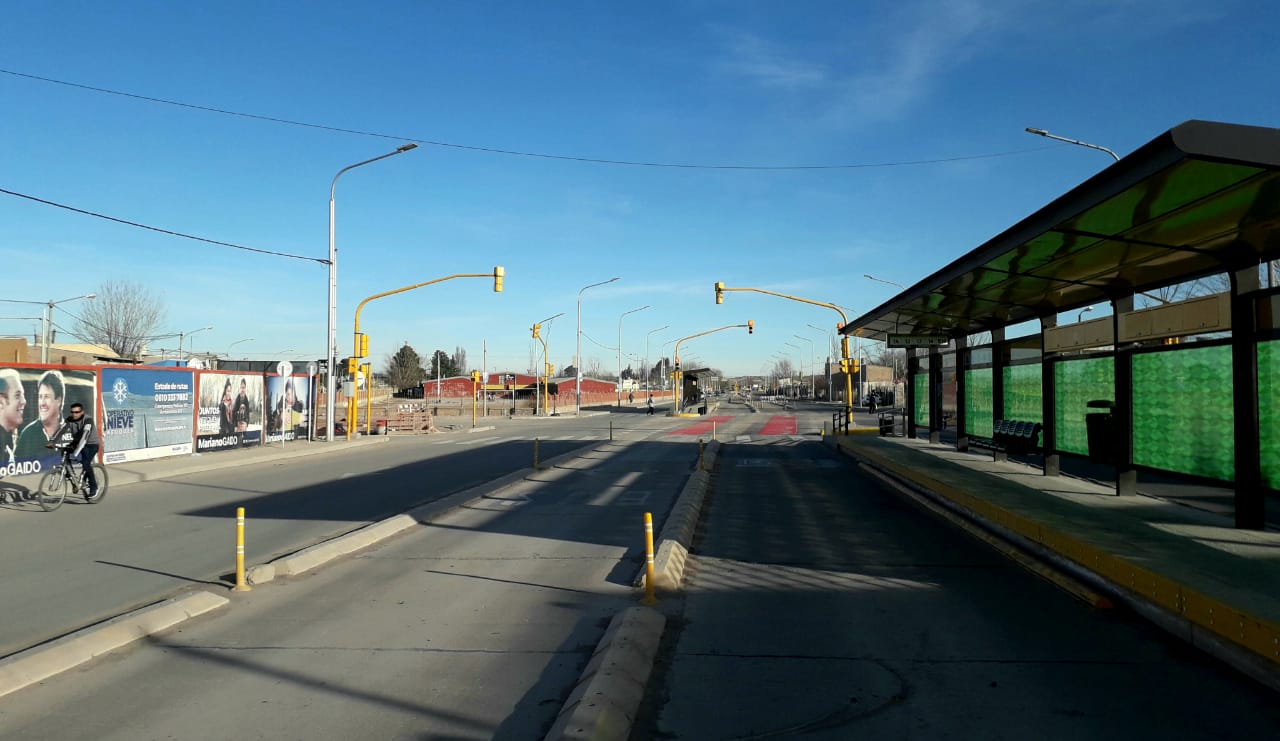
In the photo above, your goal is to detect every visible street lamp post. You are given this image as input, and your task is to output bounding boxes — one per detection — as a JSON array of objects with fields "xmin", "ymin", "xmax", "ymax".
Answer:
[
  {"xmin": 0, "ymin": 294, "xmax": 98, "ymax": 363},
  {"xmin": 575, "ymin": 277, "xmax": 619, "ymax": 415},
  {"xmin": 178, "ymin": 326, "xmax": 213, "ymax": 361},
  {"xmin": 326, "ymin": 142, "xmax": 418, "ymax": 442},
  {"xmin": 617, "ymin": 305, "xmax": 649, "ymax": 407},
  {"xmin": 793, "ymin": 334, "xmax": 815, "ymax": 400},
  {"xmin": 1024, "ymin": 127, "xmax": 1120, "ymax": 162},
  {"xmin": 227, "ymin": 338, "xmax": 255, "ymax": 356},
  {"xmin": 1077, "ymin": 306, "xmax": 1094, "ymax": 323},
  {"xmin": 784, "ymin": 342, "xmax": 803, "ymax": 399},
  {"xmin": 643, "ymin": 325, "xmax": 668, "ymax": 392}
]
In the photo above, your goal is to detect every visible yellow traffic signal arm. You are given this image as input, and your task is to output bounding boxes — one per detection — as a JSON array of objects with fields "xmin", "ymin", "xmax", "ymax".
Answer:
[{"xmin": 347, "ymin": 267, "xmax": 504, "ymax": 440}]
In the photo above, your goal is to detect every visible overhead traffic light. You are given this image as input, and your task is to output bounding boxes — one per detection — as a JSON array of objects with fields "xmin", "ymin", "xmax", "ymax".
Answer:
[
  {"xmin": 532, "ymin": 323, "xmax": 541, "ymax": 339},
  {"xmin": 493, "ymin": 266, "xmax": 505, "ymax": 292},
  {"xmin": 747, "ymin": 320, "xmax": 754, "ymax": 334},
  {"xmin": 715, "ymin": 281, "xmax": 725, "ymax": 304}
]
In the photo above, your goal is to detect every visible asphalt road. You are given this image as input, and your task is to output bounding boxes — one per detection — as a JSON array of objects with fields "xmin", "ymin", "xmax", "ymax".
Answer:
[
  {"xmin": 0, "ymin": 418, "xmax": 698, "ymax": 740},
  {"xmin": 634, "ymin": 426, "xmax": 1280, "ymax": 739},
  {"xmin": 0, "ymin": 421, "xmax": 622, "ymax": 659}
]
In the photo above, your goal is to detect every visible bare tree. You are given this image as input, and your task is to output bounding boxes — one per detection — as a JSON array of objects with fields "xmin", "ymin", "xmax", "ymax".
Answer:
[
  {"xmin": 72, "ymin": 280, "xmax": 163, "ymax": 359},
  {"xmin": 451, "ymin": 345, "xmax": 467, "ymax": 372}
]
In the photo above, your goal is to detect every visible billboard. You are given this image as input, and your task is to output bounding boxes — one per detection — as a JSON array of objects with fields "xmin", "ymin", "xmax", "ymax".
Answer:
[
  {"xmin": 0, "ymin": 365, "xmax": 98, "ymax": 478},
  {"xmin": 264, "ymin": 374, "xmax": 310, "ymax": 443},
  {"xmin": 196, "ymin": 373, "xmax": 263, "ymax": 452},
  {"xmin": 100, "ymin": 367, "xmax": 196, "ymax": 464}
]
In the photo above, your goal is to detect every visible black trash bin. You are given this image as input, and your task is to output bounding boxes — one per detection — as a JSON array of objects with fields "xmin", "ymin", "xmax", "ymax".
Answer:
[{"xmin": 1085, "ymin": 399, "xmax": 1116, "ymax": 465}]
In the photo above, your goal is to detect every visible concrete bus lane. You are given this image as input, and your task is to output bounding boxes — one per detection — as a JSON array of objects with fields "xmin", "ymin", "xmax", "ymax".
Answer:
[
  {"xmin": 0, "ymin": 436, "xmax": 696, "ymax": 740},
  {"xmin": 0, "ymin": 433, "xmax": 591, "ymax": 660},
  {"xmin": 635, "ymin": 437, "xmax": 1280, "ymax": 739}
]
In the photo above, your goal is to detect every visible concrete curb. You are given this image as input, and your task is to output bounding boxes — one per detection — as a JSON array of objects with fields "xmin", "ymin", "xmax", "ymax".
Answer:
[
  {"xmin": 543, "ymin": 606, "xmax": 667, "ymax": 741},
  {"xmin": 0, "ymin": 591, "xmax": 229, "ymax": 699},
  {"xmin": 634, "ymin": 440, "xmax": 720, "ymax": 592}
]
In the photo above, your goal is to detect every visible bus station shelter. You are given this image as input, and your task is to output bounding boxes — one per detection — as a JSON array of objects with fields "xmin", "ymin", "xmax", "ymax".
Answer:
[{"xmin": 842, "ymin": 120, "xmax": 1280, "ymax": 529}]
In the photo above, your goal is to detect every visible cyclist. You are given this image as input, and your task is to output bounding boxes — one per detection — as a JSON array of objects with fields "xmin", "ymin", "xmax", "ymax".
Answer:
[{"xmin": 51, "ymin": 402, "xmax": 100, "ymax": 499}]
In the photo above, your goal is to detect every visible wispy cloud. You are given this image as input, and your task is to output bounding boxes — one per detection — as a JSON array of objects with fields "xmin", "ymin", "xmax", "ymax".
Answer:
[{"xmin": 712, "ymin": 1, "xmax": 999, "ymax": 123}]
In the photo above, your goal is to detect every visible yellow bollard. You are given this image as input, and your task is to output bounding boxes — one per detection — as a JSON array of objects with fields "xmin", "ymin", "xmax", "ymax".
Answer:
[
  {"xmin": 712, "ymin": 420, "xmax": 716, "ymax": 441},
  {"xmin": 642, "ymin": 512, "xmax": 657, "ymax": 604},
  {"xmin": 534, "ymin": 437, "xmax": 540, "ymax": 470},
  {"xmin": 234, "ymin": 507, "xmax": 251, "ymax": 592}
]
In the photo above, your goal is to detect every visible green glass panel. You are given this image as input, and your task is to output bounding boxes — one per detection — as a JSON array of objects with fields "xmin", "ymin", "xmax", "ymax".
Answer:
[
  {"xmin": 1003, "ymin": 364, "xmax": 1042, "ymax": 423},
  {"xmin": 1259, "ymin": 341, "xmax": 1280, "ymax": 489},
  {"xmin": 1133, "ymin": 346, "xmax": 1234, "ymax": 481},
  {"xmin": 965, "ymin": 369, "xmax": 993, "ymax": 438},
  {"xmin": 1055, "ymin": 357, "xmax": 1114, "ymax": 456},
  {"xmin": 914, "ymin": 373, "xmax": 929, "ymax": 426}
]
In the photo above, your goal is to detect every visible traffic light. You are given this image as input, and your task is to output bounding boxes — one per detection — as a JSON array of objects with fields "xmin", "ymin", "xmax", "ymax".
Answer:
[
  {"xmin": 532, "ymin": 323, "xmax": 541, "ymax": 339},
  {"xmin": 715, "ymin": 281, "xmax": 725, "ymax": 304},
  {"xmin": 747, "ymin": 320, "xmax": 754, "ymax": 334},
  {"xmin": 547, "ymin": 363, "xmax": 555, "ymax": 374},
  {"xmin": 851, "ymin": 359, "xmax": 860, "ymax": 374},
  {"xmin": 471, "ymin": 371, "xmax": 481, "ymax": 383},
  {"xmin": 354, "ymin": 332, "xmax": 369, "ymax": 358},
  {"xmin": 493, "ymin": 265, "xmax": 505, "ymax": 292},
  {"xmin": 838, "ymin": 358, "xmax": 848, "ymax": 373},
  {"xmin": 346, "ymin": 357, "xmax": 358, "ymax": 375}
]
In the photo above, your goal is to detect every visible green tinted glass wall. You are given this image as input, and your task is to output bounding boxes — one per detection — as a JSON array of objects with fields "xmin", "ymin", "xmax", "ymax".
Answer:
[
  {"xmin": 1258, "ymin": 340, "xmax": 1279, "ymax": 489},
  {"xmin": 964, "ymin": 369, "xmax": 992, "ymax": 437},
  {"xmin": 1002, "ymin": 364, "xmax": 1042, "ymax": 424},
  {"xmin": 914, "ymin": 373, "xmax": 929, "ymax": 426},
  {"xmin": 1055, "ymin": 357, "xmax": 1113, "ymax": 455},
  {"xmin": 1132, "ymin": 346, "xmax": 1234, "ymax": 481}
]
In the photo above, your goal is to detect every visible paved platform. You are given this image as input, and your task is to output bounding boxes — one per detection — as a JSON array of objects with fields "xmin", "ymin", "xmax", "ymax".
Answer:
[{"xmin": 831, "ymin": 432, "xmax": 1280, "ymax": 689}]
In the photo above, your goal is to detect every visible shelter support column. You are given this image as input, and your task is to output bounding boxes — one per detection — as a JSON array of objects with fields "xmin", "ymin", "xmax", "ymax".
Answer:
[
  {"xmin": 928, "ymin": 345, "xmax": 942, "ymax": 444},
  {"xmin": 1112, "ymin": 295, "xmax": 1136, "ymax": 496},
  {"xmin": 1230, "ymin": 264, "xmax": 1264, "ymax": 529},
  {"xmin": 955, "ymin": 336, "xmax": 968, "ymax": 452},
  {"xmin": 906, "ymin": 349, "xmax": 918, "ymax": 439},
  {"xmin": 1039, "ymin": 316, "xmax": 1059, "ymax": 477},
  {"xmin": 991, "ymin": 327, "xmax": 1006, "ymax": 425}
]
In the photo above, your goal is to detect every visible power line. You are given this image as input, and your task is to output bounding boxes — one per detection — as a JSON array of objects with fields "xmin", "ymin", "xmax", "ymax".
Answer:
[
  {"xmin": 0, "ymin": 67, "xmax": 1048, "ymax": 171},
  {"xmin": 0, "ymin": 186, "xmax": 325, "ymax": 264}
]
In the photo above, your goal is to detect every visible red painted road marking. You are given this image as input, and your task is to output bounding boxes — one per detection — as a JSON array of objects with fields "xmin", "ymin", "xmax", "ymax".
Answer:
[
  {"xmin": 758, "ymin": 415, "xmax": 797, "ymax": 435},
  {"xmin": 668, "ymin": 416, "xmax": 734, "ymax": 436}
]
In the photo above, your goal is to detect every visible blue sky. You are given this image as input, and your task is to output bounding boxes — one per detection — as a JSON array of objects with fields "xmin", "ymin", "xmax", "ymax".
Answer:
[{"xmin": 2, "ymin": 1, "xmax": 1277, "ymax": 379}]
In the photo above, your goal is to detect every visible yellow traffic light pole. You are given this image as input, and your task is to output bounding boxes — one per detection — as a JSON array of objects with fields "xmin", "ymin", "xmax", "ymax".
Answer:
[
  {"xmin": 531, "ymin": 312, "xmax": 563, "ymax": 416},
  {"xmin": 348, "ymin": 267, "xmax": 504, "ymax": 441},
  {"xmin": 672, "ymin": 322, "xmax": 753, "ymax": 416},
  {"xmin": 714, "ymin": 282, "xmax": 854, "ymax": 422}
]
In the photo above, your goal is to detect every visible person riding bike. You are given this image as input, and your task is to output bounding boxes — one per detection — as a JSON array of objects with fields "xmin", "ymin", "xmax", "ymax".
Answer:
[{"xmin": 49, "ymin": 402, "xmax": 100, "ymax": 499}]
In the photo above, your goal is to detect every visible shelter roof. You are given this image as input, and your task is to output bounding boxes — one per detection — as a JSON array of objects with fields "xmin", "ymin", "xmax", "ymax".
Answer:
[{"xmin": 844, "ymin": 120, "xmax": 1280, "ymax": 343}]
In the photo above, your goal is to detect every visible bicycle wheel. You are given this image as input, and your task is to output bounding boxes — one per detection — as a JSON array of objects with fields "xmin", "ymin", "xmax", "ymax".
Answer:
[
  {"xmin": 84, "ymin": 464, "xmax": 108, "ymax": 503},
  {"xmin": 36, "ymin": 470, "xmax": 69, "ymax": 512}
]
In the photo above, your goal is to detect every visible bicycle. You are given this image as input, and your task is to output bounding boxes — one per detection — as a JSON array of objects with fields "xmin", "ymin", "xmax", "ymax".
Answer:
[{"xmin": 36, "ymin": 446, "xmax": 108, "ymax": 512}]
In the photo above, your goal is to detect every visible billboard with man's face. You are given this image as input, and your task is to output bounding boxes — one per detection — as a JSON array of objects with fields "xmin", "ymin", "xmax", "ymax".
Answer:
[
  {"xmin": 196, "ymin": 372, "xmax": 263, "ymax": 452},
  {"xmin": 265, "ymin": 374, "xmax": 310, "ymax": 443},
  {"xmin": 0, "ymin": 364, "xmax": 97, "ymax": 478}
]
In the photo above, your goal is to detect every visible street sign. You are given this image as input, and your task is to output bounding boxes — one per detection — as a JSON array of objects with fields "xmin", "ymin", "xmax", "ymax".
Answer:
[
  {"xmin": 887, "ymin": 334, "xmax": 951, "ymax": 348},
  {"xmin": 277, "ymin": 360, "xmax": 293, "ymax": 377},
  {"xmin": 307, "ymin": 361, "xmax": 318, "ymax": 376}
]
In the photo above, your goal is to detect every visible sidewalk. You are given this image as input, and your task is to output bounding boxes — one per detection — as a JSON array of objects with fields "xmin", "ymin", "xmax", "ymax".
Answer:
[{"xmin": 830, "ymin": 432, "xmax": 1280, "ymax": 689}]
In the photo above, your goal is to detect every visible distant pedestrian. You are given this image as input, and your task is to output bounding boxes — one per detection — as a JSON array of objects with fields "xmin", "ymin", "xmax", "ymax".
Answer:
[
  {"xmin": 628, "ymin": 391, "xmax": 634, "ymax": 405},
  {"xmin": 867, "ymin": 393, "xmax": 877, "ymax": 414},
  {"xmin": 646, "ymin": 394, "xmax": 655, "ymax": 415}
]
